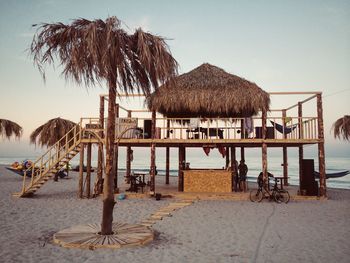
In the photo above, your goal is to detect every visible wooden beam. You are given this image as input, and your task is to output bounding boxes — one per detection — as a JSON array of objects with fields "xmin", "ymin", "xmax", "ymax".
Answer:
[
  {"xmin": 96, "ymin": 95, "xmax": 104, "ymax": 195},
  {"xmin": 126, "ymin": 111, "xmax": 132, "ymax": 179},
  {"xmin": 225, "ymin": 146, "xmax": 230, "ymax": 169},
  {"xmin": 282, "ymin": 109, "xmax": 288, "ymax": 186},
  {"xmin": 165, "ymin": 119, "xmax": 170, "ymax": 185},
  {"xmin": 78, "ymin": 144, "xmax": 84, "ymax": 198},
  {"xmin": 317, "ymin": 94, "xmax": 326, "ymax": 197},
  {"xmin": 231, "ymin": 146, "xmax": 237, "ymax": 192},
  {"xmin": 86, "ymin": 143, "xmax": 92, "ymax": 198},
  {"xmin": 298, "ymin": 102, "xmax": 304, "ymax": 194},
  {"xmin": 150, "ymin": 110, "xmax": 156, "ymax": 194},
  {"xmin": 268, "ymin": 92, "xmax": 321, "ymax": 95},
  {"xmin": 262, "ymin": 109, "xmax": 268, "ymax": 183},
  {"xmin": 178, "ymin": 146, "xmax": 185, "ymax": 192},
  {"xmin": 285, "ymin": 94, "xmax": 318, "ymax": 111},
  {"xmin": 113, "ymin": 104, "xmax": 119, "ymax": 192}
]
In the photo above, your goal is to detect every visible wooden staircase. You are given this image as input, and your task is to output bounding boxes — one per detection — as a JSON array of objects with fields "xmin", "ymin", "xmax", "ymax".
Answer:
[{"xmin": 13, "ymin": 125, "xmax": 84, "ymax": 197}]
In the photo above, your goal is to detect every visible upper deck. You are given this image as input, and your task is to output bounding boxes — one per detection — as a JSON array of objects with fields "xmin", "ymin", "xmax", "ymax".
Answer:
[{"xmin": 80, "ymin": 92, "xmax": 323, "ymax": 148}]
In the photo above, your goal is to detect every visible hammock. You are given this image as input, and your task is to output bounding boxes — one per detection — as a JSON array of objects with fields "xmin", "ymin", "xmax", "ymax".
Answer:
[
  {"xmin": 270, "ymin": 121, "xmax": 298, "ymax": 134},
  {"xmin": 314, "ymin": 170, "xmax": 349, "ymax": 179}
]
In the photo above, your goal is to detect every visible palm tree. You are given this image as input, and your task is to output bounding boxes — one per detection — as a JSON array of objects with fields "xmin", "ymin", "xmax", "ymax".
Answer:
[
  {"xmin": 332, "ymin": 115, "xmax": 350, "ymax": 141},
  {"xmin": 30, "ymin": 17, "xmax": 178, "ymax": 235},
  {"xmin": 0, "ymin": 119, "xmax": 22, "ymax": 139}
]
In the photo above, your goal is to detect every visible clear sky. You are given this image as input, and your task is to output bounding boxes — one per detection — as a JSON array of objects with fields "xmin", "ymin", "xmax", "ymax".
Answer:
[{"xmin": 0, "ymin": 0, "xmax": 349, "ymax": 157}]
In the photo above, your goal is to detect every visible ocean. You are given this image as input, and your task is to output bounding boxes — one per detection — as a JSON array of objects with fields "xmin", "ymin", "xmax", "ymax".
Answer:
[{"xmin": 1, "ymin": 147, "xmax": 349, "ymax": 189}]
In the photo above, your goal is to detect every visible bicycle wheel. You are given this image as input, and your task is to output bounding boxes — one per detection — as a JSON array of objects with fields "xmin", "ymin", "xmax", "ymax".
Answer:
[
  {"xmin": 274, "ymin": 189, "xmax": 290, "ymax": 204},
  {"xmin": 250, "ymin": 189, "xmax": 263, "ymax": 202}
]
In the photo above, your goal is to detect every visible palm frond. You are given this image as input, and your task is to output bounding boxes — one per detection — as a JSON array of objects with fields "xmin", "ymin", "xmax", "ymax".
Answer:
[
  {"xmin": 332, "ymin": 115, "xmax": 350, "ymax": 141},
  {"xmin": 0, "ymin": 119, "xmax": 23, "ymax": 139}
]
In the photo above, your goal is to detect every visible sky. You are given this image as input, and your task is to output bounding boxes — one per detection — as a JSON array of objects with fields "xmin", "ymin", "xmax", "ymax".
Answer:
[{"xmin": 0, "ymin": 0, "xmax": 349, "ymax": 157}]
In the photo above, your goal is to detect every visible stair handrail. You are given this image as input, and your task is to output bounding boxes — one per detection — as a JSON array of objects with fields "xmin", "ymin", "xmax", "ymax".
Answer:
[{"xmin": 21, "ymin": 124, "xmax": 83, "ymax": 193}]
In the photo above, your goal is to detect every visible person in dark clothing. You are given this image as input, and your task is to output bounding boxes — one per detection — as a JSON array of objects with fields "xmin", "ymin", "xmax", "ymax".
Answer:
[{"xmin": 238, "ymin": 159, "xmax": 248, "ymax": 192}]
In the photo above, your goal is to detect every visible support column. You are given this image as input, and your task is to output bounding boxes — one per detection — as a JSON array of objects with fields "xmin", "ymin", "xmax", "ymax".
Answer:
[
  {"xmin": 150, "ymin": 110, "xmax": 156, "ymax": 194},
  {"xmin": 126, "ymin": 111, "xmax": 132, "ymax": 179},
  {"xmin": 178, "ymin": 146, "xmax": 185, "ymax": 192},
  {"xmin": 298, "ymin": 102, "xmax": 304, "ymax": 193},
  {"xmin": 231, "ymin": 146, "xmax": 236, "ymax": 192},
  {"xmin": 78, "ymin": 144, "xmax": 85, "ymax": 198},
  {"xmin": 317, "ymin": 94, "xmax": 326, "ymax": 197},
  {"xmin": 282, "ymin": 109, "xmax": 288, "ymax": 186},
  {"xmin": 225, "ymin": 146, "xmax": 230, "ymax": 169},
  {"xmin": 86, "ymin": 143, "xmax": 92, "ymax": 198},
  {"xmin": 96, "ymin": 95, "xmax": 104, "ymax": 195},
  {"xmin": 113, "ymin": 104, "xmax": 119, "ymax": 192},
  {"xmin": 165, "ymin": 119, "xmax": 170, "ymax": 185},
  {"xmin": 262, "ymin": 110, "xmax": 268, "ymax": 184},
  {"xmin": 240, "ymin": 119, "xmax": 245, "ymax": 162}
]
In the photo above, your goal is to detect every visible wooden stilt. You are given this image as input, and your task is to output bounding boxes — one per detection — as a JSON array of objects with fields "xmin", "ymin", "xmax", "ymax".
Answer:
[
  {"xmin": 178, "ymin": 146, "xmax": 185, "ymax": 192},
  {"xmin": 150, "ymin": 110, "xmax": 156, "ymax": 194},
  {"xmin": 262, "ymin": 110, "xmax": 268, "ymax": 183},
  {"xmin": 240, "ymin": 147, "xmax": 245, "ymax": 161},
  {"xmin": 126, "ymin": 111, "xmax": 132, "ymax": 179},
  {"xmin": 165, "ymin": 119, "xmax": 170, "ymax": 185},
  {"xmin": 317, "ymin": 94, "xmax": 326, "ymax": 197},
  {"xmin": 113, "ymin": 104, "xmax": 119, "ymax": 192},
  {"xmin": 96, "ymin": 95, "xmax": 104, "ymax": 195},
  {"xmin": 230, "ymin": 146, "xmax": 236, "ymax": 192},
  {"xmin": 86, "ymin": 143, "xmax": 92, "ymax": 198},
  {"xmin": 225, "ymin": 146, "xmax": 230, "ymax": 169},
  {"xmin": 282, "ymin": 109, "xmax": 288, "ymax": 186},
  {"xmin": 298, "ymin": 102, "xmax": 304, "ymax": 193},
  {"xmin": 78, "ymin": 144, "xmax": 84, "ymax": 198},
  {"xmin": 166, "ymin": 147, "xmax": 170, "ymax": 185}
]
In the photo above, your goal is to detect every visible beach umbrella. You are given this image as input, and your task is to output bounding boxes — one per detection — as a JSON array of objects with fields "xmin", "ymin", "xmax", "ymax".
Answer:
[
  {"xmin": 0, "ymin": 119, "xmax": 22, "ymax": 139},
  {"xmin": 332, "ymin": 115, "xmax": 350, "ymax": 141},
  {"xmin": 30, "ymin": 117, "xmax": 76, "ymax": 147},
  {"xmin": 147, "ymin": 63, "xmax": 270, "ymax": 118},
  {"xmin": 30, "ymin": 16, "xmax": 178, "ymax": 235}
]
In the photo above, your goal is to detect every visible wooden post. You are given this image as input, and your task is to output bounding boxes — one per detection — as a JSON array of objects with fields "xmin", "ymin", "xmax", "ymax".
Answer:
[
  {"xmin": 96, "ymin": 95, "xmax": 104, "ymax": 195},
  {"xmin": 178, "ymin": 146, "xmax": 185, "ymax": 191},
  {"xmin": 78, "ymin": 143, "xmax": 84, "ymax": 198},
  {"xmin": 86, "ymin": 143, "xmax": 92, "ymax": 198},
  {"xmin": 298, "ymin": 102, "xmax": 304, "ymax": 193},
  {"xmin": 165, "ymin": 119, "xmax": 170, "ymax": 185},
  {"xmin": 150, "ymin": 110, "xmax": 156, "ymax": 194},
  {"xmin": 230, "ymin": 146, "xmax": 236, "ymax": 192},
  {"xmin": 126, "ymin": 111, "xmax": 132, "ymax": 179},
  {"xmin": 225, "ymin": 146, "xmax": 230, "ymax": 169},
  {"xmin": 317, "ymin": 94, "xmax": 326, "ymax": 197},
  {"xmin": 282, "ymin": 109, "xmax": 288, "ymax": 186},
  {"xmin": 240, "ymin": 119, "xmax": 245, "ymax": 161},
  {"xmin": 113, "ymin": 103, "xmax": 119, "ymax": 192},
  {"xmin": 262, "ymin": 110, "xmax": 268, "ymax": 183}
]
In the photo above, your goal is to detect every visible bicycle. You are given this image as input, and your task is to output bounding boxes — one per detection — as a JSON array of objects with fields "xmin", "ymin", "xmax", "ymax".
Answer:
[{"xmin": 250, "ymin": 174, "xmax": 290, "ymax": 203}]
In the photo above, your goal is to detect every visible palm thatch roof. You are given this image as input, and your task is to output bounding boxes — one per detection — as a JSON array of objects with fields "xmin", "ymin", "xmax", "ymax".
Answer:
[
  {"xmin": 147, "ymin": 63, "xmax": 270, "ymax": 118},
  {"xmin": 332, "ymin": 115, "xmax": 350, "ymax": 141},
  {"xmin": 30, "ymin": 117, "xmax": 76, "ymax": 147},
  {"xmin": 0, "ymin": 119, "xmax": 22, "ymax": 139}
]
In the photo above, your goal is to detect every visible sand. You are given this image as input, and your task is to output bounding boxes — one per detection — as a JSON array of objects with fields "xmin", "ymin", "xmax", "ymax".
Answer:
[{"xmin": 0, "ymin": 164, "xmax": 349, "ymax": 263}]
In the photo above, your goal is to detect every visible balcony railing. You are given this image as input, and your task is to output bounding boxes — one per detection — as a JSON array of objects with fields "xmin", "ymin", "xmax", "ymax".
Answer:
[{"xmin": 80, "ymin": 116, "xmax": 319, "ymax": 142}]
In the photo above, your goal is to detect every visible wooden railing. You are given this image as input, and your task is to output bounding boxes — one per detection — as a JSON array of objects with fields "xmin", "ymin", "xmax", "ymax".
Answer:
[
  {"xmin": 80, "ymin": 116, "xmax": 319, "ymax": 141},
  {"xmin": 21, "ymin": 124, "xmax": 83, "ymax": 194}
]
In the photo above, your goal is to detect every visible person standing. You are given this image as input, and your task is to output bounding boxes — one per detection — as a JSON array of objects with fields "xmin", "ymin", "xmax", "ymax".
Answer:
[{"xmin": 238, "ymin": 159, "xmax": 248, "ymax": 192}]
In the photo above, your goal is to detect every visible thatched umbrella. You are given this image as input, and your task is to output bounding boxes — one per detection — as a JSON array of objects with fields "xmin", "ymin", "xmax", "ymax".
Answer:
[
  {"xmin": 0, "ymin": 119, "xmax": 22, "ymax": 139},
  {"xmin": 332, "ymin": 115, "xmax": 350, "ymax": 141},
  {"xmin": 147, "ymin": 63, "xmax": 270, "ymax": 118},
  {"xmin": 30, "ymin": 117, "xmax": 76, "ymax": 147},
  {"xmin": 30, "ymin": 16, "xmax": 177, "ymax": 235}
]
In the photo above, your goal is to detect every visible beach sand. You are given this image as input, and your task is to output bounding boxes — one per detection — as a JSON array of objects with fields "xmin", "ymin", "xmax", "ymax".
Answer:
[{"xmin": 0, "ymin": 164, "xmax": 349, "ymax": 263}]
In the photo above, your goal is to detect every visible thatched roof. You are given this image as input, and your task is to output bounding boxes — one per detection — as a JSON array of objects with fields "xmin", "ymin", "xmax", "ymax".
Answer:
[
  {"xmin": 30, "ymin": 117, "xmax": 76, "ymax": 147},
  {"xmin": 147, "ymin": 63, "xmax": 270, "ymax": 118},
  {"xmin": 0, "ymin": 119, "xmax": 22, "ymax": 139},
  {"xmin": 332, "ymin": 115, "xmax": 350, "ymax": 141}
]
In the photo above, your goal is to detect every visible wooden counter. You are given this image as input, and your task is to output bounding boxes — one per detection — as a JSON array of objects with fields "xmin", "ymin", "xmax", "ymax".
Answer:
[{"xmin": 183, "ymin": 169, "xmax": 232, "ymax": 193}]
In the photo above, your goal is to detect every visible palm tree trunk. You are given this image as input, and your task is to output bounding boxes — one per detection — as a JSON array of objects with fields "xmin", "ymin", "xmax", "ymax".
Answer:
[{"xmin": 101, "ymin": 81, "xmax": 117, "ymax": 235}]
